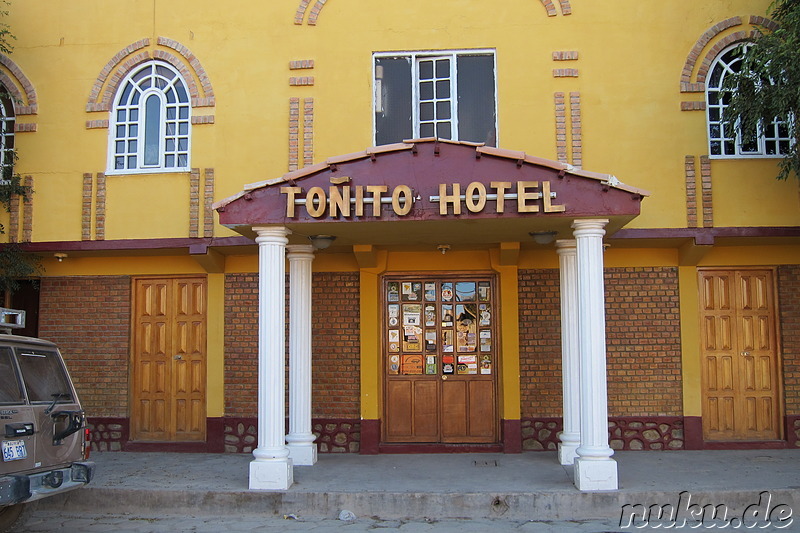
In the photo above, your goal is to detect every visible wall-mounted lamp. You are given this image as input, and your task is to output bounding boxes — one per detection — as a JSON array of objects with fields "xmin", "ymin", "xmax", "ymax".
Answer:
[
  {"xmin": 309, "ymin": 235, "xmax": 336, "ymax": 250},
  {"xmin": 529, "ymin": 231, "xmax": 558, "ymax": 245},
  {"xmin": 437, "ymin": 244, "xmax": 451, "ymax": 255},
  {"xmin": 54, "ymin": 253, "xmax": 68, "ymax": 262}
]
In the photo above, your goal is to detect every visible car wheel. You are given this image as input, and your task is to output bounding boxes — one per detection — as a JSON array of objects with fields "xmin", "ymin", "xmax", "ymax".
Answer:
[{"xmin": 0, "ymin": 503, "xmax": 35, "ymax": 533}]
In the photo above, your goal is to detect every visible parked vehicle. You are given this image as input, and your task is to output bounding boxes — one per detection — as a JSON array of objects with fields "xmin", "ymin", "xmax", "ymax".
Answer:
[{"xmin": 0, "ymin": 308, "xmax": 94, "ymax": 532}]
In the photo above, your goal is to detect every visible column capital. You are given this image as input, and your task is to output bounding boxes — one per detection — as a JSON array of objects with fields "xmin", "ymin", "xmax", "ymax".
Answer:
[
  {"xmin": 254, "ymin": 226, "xmax": 290, "ymax": 244},
  {"xmin": 555, "ymin": 239, "xmax": 577, "ymax": 254},
  {"xmin": 571, "ymin": 219, "xmax": 609, "ymax": 236},
  {"xmin": 286, "ymin": 243, "xmax": 316, "ymax": 258}
]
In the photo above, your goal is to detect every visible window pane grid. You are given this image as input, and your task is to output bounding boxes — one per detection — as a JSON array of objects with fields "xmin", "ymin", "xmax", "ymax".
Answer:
[
  {"xmin": 707, "ymin": 45, "xmax": 794, "ymax": 158},
  {"xmin": 110, "ymin": 62, "xmax": 190, "ymax": 172},
  {"xmin": 0, "ymin": 94, "xmax": 15, "ymax": 174},
  {"xmin": 416, "ymin": 57, "xmax": 455, "ymax": 141}
]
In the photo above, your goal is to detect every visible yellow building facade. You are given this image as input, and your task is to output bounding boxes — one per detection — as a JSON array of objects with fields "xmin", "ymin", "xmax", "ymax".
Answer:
[{"xmin": 1, "ymin": 0, "xmax": 799, "ymax": 465}]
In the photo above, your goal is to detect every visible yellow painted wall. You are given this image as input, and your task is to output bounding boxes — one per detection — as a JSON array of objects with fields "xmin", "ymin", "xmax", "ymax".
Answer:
[{"xmin": 3, "ymin": 0, "xmax": 794, "ymax": 246}]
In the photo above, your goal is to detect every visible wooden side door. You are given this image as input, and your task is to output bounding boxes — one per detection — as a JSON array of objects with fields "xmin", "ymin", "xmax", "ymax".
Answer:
[
  {"xmin": 700, "ymin": 269, "xmax": 781, "ymax": 441},
  {"xmin": 383, "ymin": 277, "xmax": 498, "ymax": 444},
  {"xmin": 131, "ymin": 277, "xmax": 207, "ymax": 442}
]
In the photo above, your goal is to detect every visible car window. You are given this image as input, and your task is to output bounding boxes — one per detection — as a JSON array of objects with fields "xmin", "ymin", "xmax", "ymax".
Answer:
[
  {"xmin": 15, "ymin": 349, "xmax": 74, "ymax": 404},
  {"xmin": 0, "ymin": 346, "xmax": 25, "ymax": 404}
]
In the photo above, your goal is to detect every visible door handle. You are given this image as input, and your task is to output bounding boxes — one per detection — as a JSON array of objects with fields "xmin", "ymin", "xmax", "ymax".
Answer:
[
  {"xmin": 174, "ymin": 354, "xmax": 183, "ymax": 360},
  {"xmin": 442, "ymin": 375, "xmax": 448, "ymax": 380},
  {"xmin": 741, "ymin": 351, "xmax": 750, "ymax": 356}
]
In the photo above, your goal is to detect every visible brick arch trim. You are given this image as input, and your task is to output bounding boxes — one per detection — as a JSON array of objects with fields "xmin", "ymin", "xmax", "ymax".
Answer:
[
  {"xmin": 296, "ymin": 0, "xmax": 571, "ymax": 25},
  {"xmin": 0, "ymin": 55, "xmax": 37, "ymax": 115},
  {"xmin": 680, "ymin": 15, "xmax": 779, "ymax": 93},
  {"xmin": 86, "ymin": 38, "xmax": 215, "ymax": 113}
]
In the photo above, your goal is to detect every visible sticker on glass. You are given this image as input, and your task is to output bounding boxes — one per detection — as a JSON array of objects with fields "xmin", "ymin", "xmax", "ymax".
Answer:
[
  {"xmin": 480, "ymin": 354, "xmax": 492, "ymax": 374},
  {"xmin": 442, "ymin": 363, "xmax": 454, "ymax": 374},
  {"xmin": 401, "ymin": 354, "xmax": 424, "ymax": 375},
  {"xmin": 442, "ymin": 330, "xmax": 453, "ymax": 352},
  {"xmin": 425, "ymin": 330, "xmax": 437, "ymax": 352},
  {"xmin": 479, "ymin": 304, "xmax": 491, "ymax": 327},
  {"xmin": 480, "ymin": 330, "xmax": 492, "ymax": 352},
  {"xmin": 403, "ymin": 304, "xmax": 421, "ymax": 326},
  {"xmin": 456, "ymin": 304, "xmax": 477, "ymax": 352},
  {"xmin": 478, "ymin": 282, "xmax": 491, "ymax": 302},
  {"xmin": 403, "ymin": 325, "xmax": 423, "ymax": 352},
  {"xmin": 424, "ymin": 282, "xmax": 437, "ymax": 302},
  {"xmin": 387, "ymin": 282, "xmax": 400, "ymax": 302},
  {"xmin": 441, "ymin": 283, "xmax": 453, "ymax": 302},
  {"xmin": 424, "ymin": 305, "xmax": 436, "ymax": 327},
  {"xmin": 402, "ymin": 281, "xmax": 422, "ymax": 301},
  {"xmin": 425, "ymin": 355, "xmax": 437, "ymax": 375},
  {"xmin": 441, "ymin": 304, "xmax": 453, "ymax": 327}
]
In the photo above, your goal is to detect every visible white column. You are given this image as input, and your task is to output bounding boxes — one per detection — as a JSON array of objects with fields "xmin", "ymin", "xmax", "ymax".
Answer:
[
  {"xmin": 572, "ymin": 219, "xmax": 618, "ymax": 491},
  {"xmin": 249, "ymin": 226, "xmax": 293, "ymax": 491},
  {"xmin": 286, "ymin": 244, "xmax": 317, "ymax": 465},
  {"xmin": 556, "ymin": 239, "xmax": 580, "ymax": 466}
]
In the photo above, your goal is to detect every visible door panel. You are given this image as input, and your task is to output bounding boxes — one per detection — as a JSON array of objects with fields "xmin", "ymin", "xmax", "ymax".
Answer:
[
  {"xmin": 700, "ymin": 270, "xmax": 781, "ymax": 441},
  {"xmin": 132, "ymin": 277, "xmax": 207, "ymax": 442},
  {"xmin": 383, "ymin": 276, "xmax": 497, "ymax": 444}
]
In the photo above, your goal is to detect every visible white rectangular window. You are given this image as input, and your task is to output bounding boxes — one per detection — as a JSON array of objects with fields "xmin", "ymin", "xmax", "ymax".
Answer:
[{"xmin": 374, "ymin": 50, "xmax": 497, "ymax": 147}]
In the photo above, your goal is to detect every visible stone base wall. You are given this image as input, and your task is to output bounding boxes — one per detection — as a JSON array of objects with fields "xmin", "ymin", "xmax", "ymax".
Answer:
[
  {"xmin": 222, "ymin": 418, "xmax": 361, "ymax": 454},
  {"xmin": 521, "ymin": 416, "xmax": 685, "ymax": 451}
]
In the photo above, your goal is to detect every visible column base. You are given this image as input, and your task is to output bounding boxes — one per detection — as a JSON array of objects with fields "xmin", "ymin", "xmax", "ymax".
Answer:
[
  {"xmin": 287, "ymin": 443, "xmax": 318, "ymax": 466},
  {"xmin": 558, "ymin": 442, "xmax": 579, "ymax": 465},
  {"xmin": 249, "ymin": 458, "xmax": 294, "ymax": 490},
  {"xmin": 574, "ymin": 457, "xmax": 618, "ymax": 491}
]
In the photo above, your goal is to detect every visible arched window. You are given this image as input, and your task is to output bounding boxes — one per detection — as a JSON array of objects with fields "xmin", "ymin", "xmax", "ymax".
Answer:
[
  {"xmin": 0, "ymin": 86, "xmax": 15, "ymax": 177},
  {"xmin": 706, "ymin": 44, "xmax": 792, "ymax": 158},
  {"xmin": 108, "ymin": 61, "xmax": 191, "ymax": 173}
]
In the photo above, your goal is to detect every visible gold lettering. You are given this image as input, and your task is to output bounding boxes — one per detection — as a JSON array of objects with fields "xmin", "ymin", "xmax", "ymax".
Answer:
[
  {"xmin": 306, "ymin": 187, "xmax": 327, "ymax": 217},
  {"xmin": 517, "ymin": 181, "xmax": 541, "ymax": 213},
  {"xmin": 542, "ymin": 181, "xmax": 566, "ymax": 212},
  {"xmin": 281, "ymin": 186, "xmax": 302, "ymax": 217},
  {"xmin": 354, "ymin": 185, "xmax": 365, "ymax": 217},
  {"xmin": 465, "ymin": 182, "xmax": 487, "ymax": 213},
  {"xmin": 392, "ymin": 185, "xmax": 413, "ymax": 216},
  {"xmin": 328, "ymin": 185, "xmax": 351, "ymax": 217},
  {"xmin": 366, "ymin": 185, "xmax": 388, "ymax": 217},
  {"xmin": 490, "ymin": 181, "xmax": 511, "ymax": 214},
  {"xmin": 439, "ymin": 183, "xmax": 462, "ymax": 215}
]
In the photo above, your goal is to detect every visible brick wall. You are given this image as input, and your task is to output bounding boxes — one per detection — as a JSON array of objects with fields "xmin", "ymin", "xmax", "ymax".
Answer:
[
  {"xmin": 779, "ymin": 265, "xmax": 800, "ymax": 416},
  {"xmin": 38, "ymin": 276, "xmax": 131, "ymax": 418},
  {"xmin": 519, "ymin": 267, "xmax": 683, "ymax": 419},
  {"xmin": 519, "ymin": 269, "xmax": 562, "ymax": 417},
  {"xmin": 223, "ymin": 272, "xmax": 360, "ymax": 419},
  {"xmin": 605, "ymin": 267, "xmax": 682, "ymax": 416}
]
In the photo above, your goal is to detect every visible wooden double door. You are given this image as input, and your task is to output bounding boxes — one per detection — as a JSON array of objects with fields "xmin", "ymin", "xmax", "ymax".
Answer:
[
  {"xmin": 131, "ymin": 277, "xmax": 207, "ymax": 442},
  {"xmin": 383, "ymin": 275, "xmax": 498, "ymax": 443},
  {"xmin": 699, "ymin": 269, "xmax": 782, "ymax": 441}
]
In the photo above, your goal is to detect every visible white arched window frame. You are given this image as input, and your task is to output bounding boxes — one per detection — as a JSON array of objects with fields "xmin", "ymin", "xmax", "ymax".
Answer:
[
  {"xmin": 107, "ymin": 61, "xmax": 191, "ymax": 174},
  {"xmin": 0, "ymin": 88, "xmax": 15, "ymax": 177},
  {"xmin": 706, "ymin": 43, "xmax": 792, "ymax": 158}
]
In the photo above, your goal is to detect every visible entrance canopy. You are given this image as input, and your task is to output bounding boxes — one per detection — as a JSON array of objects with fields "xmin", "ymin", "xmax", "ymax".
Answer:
[{"xmin": 214, "ymin": 139, "xmax": 648, "ymax": 247}]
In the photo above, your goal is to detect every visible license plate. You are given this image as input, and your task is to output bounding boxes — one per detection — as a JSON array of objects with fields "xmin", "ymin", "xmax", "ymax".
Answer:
[{"xmin": 2, "ymin": 439, "xmax": 27, "ymax": 462}]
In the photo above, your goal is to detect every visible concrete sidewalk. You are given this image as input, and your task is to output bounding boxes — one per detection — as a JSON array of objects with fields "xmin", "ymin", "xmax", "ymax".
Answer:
[{"xmin": 40, "ymin": 449, "xmax": 800, "ymax": 522}]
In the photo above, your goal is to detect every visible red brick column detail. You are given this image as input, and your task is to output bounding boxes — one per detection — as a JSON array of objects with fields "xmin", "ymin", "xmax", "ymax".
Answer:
[
  {"xmin": 7, "ymin": 188, "xmax": 19, "ymax": 243},
  {"xmin": 204, "ymin": 168, "xmax": 215, "ymax": 237},
  {"xmin": 295, "ymin": 1, "xmax": 312, "ymax": 24},
  {"xmin": 307, "ymin": 0, "xmax": 329, "ymax": 26},
  {"xmin": 778, "ymin": 266, "xmax": 800, "ymax": 417},
  {"xmin": 289, "ymin": 98, "xmax": 301, "ymax": 171},
  {"xmin": 303, "ymin": 98, "xmax": 314, "ymax": 167},
  {"xmin": 82, "ymin": 173, "xmax": 93, "ymax": 241},
  {"xmin": 700, "ymin": 155, "xmax": 713, "ymax": 227},
  {"xmin": 570, "ymin": 92, "xmax": 582, "ymax": 168},
  {"xmin": 558, "ymin": 0, "xmax": 572, "ymax": 16},
  {"xmin": 189, "ymin": 168, "xmax": 200, "ymax": 238},
  {"xmin": 38, "ymin": 276, "xmax": 132, "ymax": 418},
  {"xmin": 554, "ymin": 93, "xmax": 567, "ymax": 164},
  {"xmin": 685, "ymin": 155, "xmax": 698, "ymax": 227},
  {"xmin": 680, "ymin": 17, "xmax": 742, "ymax": 90},
  {"xmin": 95, "ymin": 173, "xmax": 106, "ymax": 240},
  {"xmin": 22, "ymin": 176, "xmax": 32, "ymax": 242}
]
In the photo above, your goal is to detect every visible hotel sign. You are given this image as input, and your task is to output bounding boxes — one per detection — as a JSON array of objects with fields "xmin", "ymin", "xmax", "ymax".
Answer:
[{"xmin": 281, "ymin": 179, "xmax": 565, "ymax": 219}]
